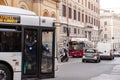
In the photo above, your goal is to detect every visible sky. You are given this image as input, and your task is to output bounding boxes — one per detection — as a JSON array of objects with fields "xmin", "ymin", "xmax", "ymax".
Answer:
[{"xmin": 100, "ymin": 0, "xmax": 120, "ymax": 13}]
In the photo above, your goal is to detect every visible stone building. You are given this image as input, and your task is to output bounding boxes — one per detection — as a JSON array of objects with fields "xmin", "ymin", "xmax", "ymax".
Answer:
[
  {"xmin": 58, "ymin": 0, "xmax": 100, "ymax": 49},
  {"xmin": 100, "ymin": 9, "xmax": 120, "ymax": 49},
  {"xmin": 0, "ymin": 0, "xmax": 59, "ymax": 18}
]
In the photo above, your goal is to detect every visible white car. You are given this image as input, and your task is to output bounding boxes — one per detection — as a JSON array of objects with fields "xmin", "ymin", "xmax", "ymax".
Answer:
[{"xmin": 114, "ymin": 51, "xmax": 120, "ymax": 57}]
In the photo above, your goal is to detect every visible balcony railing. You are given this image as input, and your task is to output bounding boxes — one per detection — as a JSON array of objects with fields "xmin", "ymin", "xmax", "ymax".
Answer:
[{"xmin": 84, "ymin": 23, "xmax": 93, "ymax": 31}]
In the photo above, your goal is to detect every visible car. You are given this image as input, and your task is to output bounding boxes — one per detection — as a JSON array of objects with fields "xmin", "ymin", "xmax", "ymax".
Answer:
[
  {"xmin": 113, "ymin": 51, "xmax": 120, "ymax": 57},
  {"xmin": 82, "ymin": 49, "xmax": 101, "ymax": 63}
]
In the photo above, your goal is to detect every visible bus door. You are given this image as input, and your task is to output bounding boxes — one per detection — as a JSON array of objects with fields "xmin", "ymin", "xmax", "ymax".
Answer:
[
  {"xmin": 22, "ymin": 27, "xmax": 38, "ymax": 78},
  {"xmin": 39, "ymin": 27, "xmax": 55, "ymax": 78}
]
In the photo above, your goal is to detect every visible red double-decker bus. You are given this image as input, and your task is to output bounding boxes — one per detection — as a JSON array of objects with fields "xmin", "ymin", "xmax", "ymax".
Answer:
[{"xmin": 69, "ymin": 38, "xmax": 93, "ymax": 57}]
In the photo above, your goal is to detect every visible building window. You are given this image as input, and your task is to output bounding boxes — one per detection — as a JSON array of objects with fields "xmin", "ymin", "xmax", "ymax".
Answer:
[
  {"xmin": 104, "ymin": 21, "xmax": 107, "ymax": 26},
  {"xmin": 104, "ymin": 34, "xmax": 107, "ymax": 39},
  {"xmin": 94, "ymin": 19, "xmax": 96, "ymax": 26},
  {"xmin": 91, "ymin": 17, "xmax": 93, "ymax": 24},
  {"xmin": 85, "ymin": 31, "xmax": 87, "ymax": 38},
  {"xmin": 82, "ymin": 13, "xmax": 84, "ymax": 22},
  {"xmin": 69, "ymin": 28, "xmax": 71, "ymax": 34},
  {"xmin": 94, "ymin": 6, "xmax": 96, "ymax": 12},
  {"xmin": 82, "ymin": 0, "xmax": 83, "ymax": 4},
  {"xmin": 91, "ymin": 4, "xmax": 93, "ymax": 10},
  {"xmin": 82, "ymin": 29, "xmax": 84, "ymax": 35},
  {"xmin": 78, "ymin": 12, "xmax": 80, "ymax": 21},
  {"xmin": 43, "ymin": 10, "xmax": 49, "ymax": 17},
  {"xmin": 74, "ymin": 10, "xmax": 76, "ymax": 20},
  {"xmin": 78, "ymin": 29, "xmax": 79, "ymax": 34},
  {"xmin": 89, "ymin": 16, "xmax": 90, "ymax": 23},
  {"xmin": 62, "ymin": 5, "xmax": 66, "ymax": 17},
  {"xmin": 85, "ymin": 15, "xmax": 87, "ymax": 23},
  {"xmin": 88, "ymin": 2, "xmax": 90, "ymax": 9},
  {"xmin": 69, "ymin": 7, "xmax": 72, "ymax": 19},
  {"xmin": 105, "ymin": 28, "xmax": 107, "ymax": 31},
  {"xmin": 85, "ymin": 0, "xmax": 87, "ymax": 7},
  {"xmin": 63, "ymin": 26, "xmax": 67, "ymax": 33},
  {"xmin": 51, "ymin": 13, "xmax": 55, "ymax": 18},
  {"xmin": 74, "ymin": 28, "xmax": 77, "ymax": 34}
]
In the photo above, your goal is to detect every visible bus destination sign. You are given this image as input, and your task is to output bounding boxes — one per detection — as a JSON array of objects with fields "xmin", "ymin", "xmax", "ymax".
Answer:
[{"xmin": 0, "ymin": 15, "xmax": 20, "ymax": 23}]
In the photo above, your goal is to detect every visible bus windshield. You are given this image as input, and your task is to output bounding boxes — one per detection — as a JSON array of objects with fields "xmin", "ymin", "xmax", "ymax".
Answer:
[
  {"xmin": 0, "ymin": 31, "xmax": 21, "ymax": 52},
  {"xmin": 69, "ymin": 42, "xmax": 85, "ymax": 50}
]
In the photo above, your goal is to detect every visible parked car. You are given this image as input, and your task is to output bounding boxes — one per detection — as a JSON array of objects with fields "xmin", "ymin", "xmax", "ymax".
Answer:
[
  {"xmin": 82, "ymin": 49, "xmax": 101, "ymax": 63},
  {"xmin": 113, "ymin": 51, "xmax": 120, "ymax": 57}
]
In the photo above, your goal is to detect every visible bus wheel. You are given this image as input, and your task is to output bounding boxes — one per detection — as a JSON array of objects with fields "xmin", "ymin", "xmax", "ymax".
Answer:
[{"xmin": 0, "ymin": 64, "xmax": 12, "ymax": 80}]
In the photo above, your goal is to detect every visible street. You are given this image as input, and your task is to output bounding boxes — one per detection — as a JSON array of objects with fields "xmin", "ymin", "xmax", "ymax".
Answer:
[{"xmin": 43, "ymin": 57, "xmax": 120, "ymax": 80}]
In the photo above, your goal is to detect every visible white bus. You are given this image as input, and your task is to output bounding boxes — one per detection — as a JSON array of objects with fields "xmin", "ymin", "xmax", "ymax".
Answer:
[{"xmin": 0, "ymin": 5, "xmax": 56, "ymax": 80}]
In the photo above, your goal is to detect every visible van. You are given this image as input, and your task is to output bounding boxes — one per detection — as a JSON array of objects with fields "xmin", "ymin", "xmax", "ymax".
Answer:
[{"xmin": 96, "ymin": 42, "xmax": 114, "ymax": 60}]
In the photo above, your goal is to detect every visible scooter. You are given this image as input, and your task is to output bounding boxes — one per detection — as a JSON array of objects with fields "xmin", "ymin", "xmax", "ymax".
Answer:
[{"xmin": 59, "ymin": 48, "xmax": 69, "ymax": 62}]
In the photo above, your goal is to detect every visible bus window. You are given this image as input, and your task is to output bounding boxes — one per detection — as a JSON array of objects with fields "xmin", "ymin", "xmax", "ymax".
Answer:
[
  {"xmin": 23, "ymin": 29, "xmax": 37, "ymax": 75},
  {"xmin": 41, "ymin": 31, "xmax": 53, "ymax": 73},
  {"xmin": 69, "ymin": 42, "xmax": 84, "ymax": 50},
  {"xmin": 0, "ymin": 31, "xmax": 21, "ymax": 52}
]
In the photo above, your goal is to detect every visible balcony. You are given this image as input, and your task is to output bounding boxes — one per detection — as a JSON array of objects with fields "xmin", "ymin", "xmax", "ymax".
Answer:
[{"xmin": 84, "ymin": 23, "xmax": 93, "ymax": 31}]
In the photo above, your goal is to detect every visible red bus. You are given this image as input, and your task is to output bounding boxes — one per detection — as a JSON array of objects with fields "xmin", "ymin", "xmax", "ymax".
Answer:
[{"xmin": 69, "ymin": 38, "xmax": 93, "ymax": 57}]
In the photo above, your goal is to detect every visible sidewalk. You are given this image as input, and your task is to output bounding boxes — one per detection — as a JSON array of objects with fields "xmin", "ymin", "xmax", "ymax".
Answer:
[{"xmin": 89, "ymin": 65, "xmax": 120, "ymax": 80}]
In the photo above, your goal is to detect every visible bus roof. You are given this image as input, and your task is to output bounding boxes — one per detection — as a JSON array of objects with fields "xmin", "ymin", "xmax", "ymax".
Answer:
[
  {"xmin": 0, "ymin": 5, "xmax": 36, "ymax": 16},
  {"xmin": 40, "ymin": 16, "xmax": 56, "ymax": 27},
  {"xmin": 71, "ymin": 38, "xmax": 89, "ymax": 42}
]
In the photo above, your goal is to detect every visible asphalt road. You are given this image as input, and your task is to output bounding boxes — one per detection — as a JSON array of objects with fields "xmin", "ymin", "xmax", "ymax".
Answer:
[{"xmin": 42, "ymin": 57, "xmax": 120, "ymax": 80}]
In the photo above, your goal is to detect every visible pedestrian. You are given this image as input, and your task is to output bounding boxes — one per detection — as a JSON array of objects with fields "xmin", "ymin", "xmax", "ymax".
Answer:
[{"xmin": 60, "ymin": 48, "xmax": 69, "ymax": 62}]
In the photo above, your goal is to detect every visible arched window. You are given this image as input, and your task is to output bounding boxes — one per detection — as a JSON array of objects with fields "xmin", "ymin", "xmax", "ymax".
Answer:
[
  {"xmin": 43, "ymin": 10, "xmax": 49, "ymax": 17},
  {"xmin": 51, "ymin": 14, "xmax": 55, "ymax": 18},
  {"xmin": 51, "ymin": 12, "xmax": 56, "ymax": 18},
  {"xmin": 0, "ymin": 0, "xmax": 7, "ymax": 5},
  {"xmin": 18, "ymin": 1, "xmax": 29, "ymax": 10},
  {"xmin": 20, "ymin": 6, "xmax": 26, "ymax": 9}
]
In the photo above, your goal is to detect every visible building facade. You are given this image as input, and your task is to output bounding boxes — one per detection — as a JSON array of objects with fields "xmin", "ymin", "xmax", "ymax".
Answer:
[
  {"xmin": 58, "ymin": 0, "xmax": 100, "ymax": 49},
  {"xmin": 100, "ymin": 9, "xmax": 120, "ymax": 49},
  {"xmin": 0, "ymin": 0, "xmax": 59, "ymax": 18}
]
